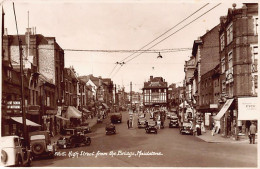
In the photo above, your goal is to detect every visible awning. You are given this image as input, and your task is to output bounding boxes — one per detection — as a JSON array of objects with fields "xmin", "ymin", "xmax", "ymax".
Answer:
[
  {"xmin": 55, "ymin": 115, "xmax": 69, "ymax": 121},
  {"xmin": 11, "ymin": 117, "xmax": 41, "ymax": 127},
  {"xmin": 102, "ymin": 103, "xmax": 109, "ymax": 109},
  {"xmin": 238, "ymin": 97, "xmax": 258, "ymax": 120},
  {"xmin": 66, "ymin": 106, "xmax": 82, "ymax": 119},
  {"xmin": 83, "ymin": 108, "xmax": 90, "ymax": 113},
  {"xmin": 214, "ymin": 99, "xmax": 234, "ymax": 120}
]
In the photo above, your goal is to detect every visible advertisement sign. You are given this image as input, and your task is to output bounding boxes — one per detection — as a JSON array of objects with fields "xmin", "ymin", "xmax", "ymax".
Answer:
[
  {"xmin": 238, "ymin": 97, "xmax": 258, "ymax": 120},
  {"xmin": 6, "ymin": 101, "xmax": 21, "ymax": 110}
]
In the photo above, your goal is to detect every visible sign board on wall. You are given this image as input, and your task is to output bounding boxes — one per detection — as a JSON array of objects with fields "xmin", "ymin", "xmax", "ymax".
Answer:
[
  {"xmin": 205, "ymin": 113, "xmax": 211, "ymax": 126},
  {"xmin": 238, "ymin": 97, "xmax": 258, "ymax": 120}
]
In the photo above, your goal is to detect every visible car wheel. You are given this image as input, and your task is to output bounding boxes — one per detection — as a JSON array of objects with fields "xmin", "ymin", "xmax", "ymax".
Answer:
[
  {"xmin": 16, "ymin": 155, "xmax": 23, "ymax": 167},
  {"xmin": 32, "ymin": 142, "xmax": 45, "ymax": 155},
  {"xmin": 84, "ymin": 139, "xmax": 91, "ymax": 146},
  {"xmin": 69, "ymin": 139, "xmax": 76, "ymax": 148}
]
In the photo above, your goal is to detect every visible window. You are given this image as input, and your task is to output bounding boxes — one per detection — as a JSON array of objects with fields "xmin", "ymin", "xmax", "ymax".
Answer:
[
  {"xmin": 254, "ymin": 16, "xmax": 258, "ymax": 35},
  {"xmin": 228, "ymin": 51, "xmax": 233, "ymax": 69},
  {"xmin": 221, "ymin": 57, "xmax": 225, "ymax": 74},
  {"xmin": 254, "ymin": 75, "xmax": 258, "ymax": 89},
  {"xmin": 220, "ymin": 33, "xmax": 225, "ymax": 51},
  {"xmin": 227, "ymin": 23, "xmax": 233, "ymax": 44},
  {"xmin": 252, "ymin": 45, "xmax": 258, "ymax": 73},
  {"xmin": 222, "ymin": 80, "xmax": 226, "ymax": 93},
  {"xmin": 7, "ymin": 69, "xmax": 12, "ymax": 80}
]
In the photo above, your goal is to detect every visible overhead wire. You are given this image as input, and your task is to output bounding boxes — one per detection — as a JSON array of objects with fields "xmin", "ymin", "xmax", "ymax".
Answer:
[
  {"xmin": 111, "ymin": 3, "xmax": 221, "ymax": 78},
  {"xmin": 108, "ymin": 3, "xmax": 209, "ymax": 77},
  {"xmin": 125, "ymin": 3, "xmax": 221, "ymax": 63}
]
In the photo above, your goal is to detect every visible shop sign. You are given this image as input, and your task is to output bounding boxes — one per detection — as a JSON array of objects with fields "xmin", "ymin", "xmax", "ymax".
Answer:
[
  {"xmin": 6, "ymin": 101, "xmax": 21, "ymax": 110},
  {"xmin": 210, "ymin": 104, "xmax": 218, "ymax": 109}
]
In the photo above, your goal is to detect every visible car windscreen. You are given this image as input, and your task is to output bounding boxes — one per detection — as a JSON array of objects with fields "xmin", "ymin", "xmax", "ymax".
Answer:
[
  {"xmin": 30, "ymin": 135, "xmax": 46, "ymax": 140},
  {"xmin": 148, "ymin": 121, "xmax": 156, "ymax": 126},
  {"xmin": 64, "ymin": 130, "xmax": 74, "ymax": 135}
]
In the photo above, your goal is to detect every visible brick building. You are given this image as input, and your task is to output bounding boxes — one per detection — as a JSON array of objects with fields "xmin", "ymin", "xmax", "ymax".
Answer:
[
  {"xmin": 214, "ymin": 3, "xmax": 258, "ymax": 138},
  {"xmin": 2, "ymin": 28, "xmax": 64, "ymax": 135}
]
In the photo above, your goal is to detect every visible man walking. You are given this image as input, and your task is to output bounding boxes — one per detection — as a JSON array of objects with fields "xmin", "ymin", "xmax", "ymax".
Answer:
[
  {"xmin": 127, "ymin": 119, "xmax": 130, "ymax": 129},
  {"xmin": 249, "ymin": 121, "xmax": 257, "ymax": 144}
]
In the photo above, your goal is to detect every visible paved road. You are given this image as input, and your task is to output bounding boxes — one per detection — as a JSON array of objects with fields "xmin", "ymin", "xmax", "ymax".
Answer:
[{"xmin": 32, "ymin": 111, "xmax": 257, "ymax": 167}]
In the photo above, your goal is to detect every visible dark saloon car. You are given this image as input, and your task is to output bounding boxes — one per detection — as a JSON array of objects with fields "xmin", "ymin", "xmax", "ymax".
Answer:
[
  {"xmin": 29, "ymin": 131, "xmax": 56, "ymax": 159},
  {"xmin": 145, "ymin": 121, "xmax": 158, "ymax": 134},
  {"xmin": 110, "ymin": 113, "xmax": 122, "ymax": 123},
  {"xmin": 169, "ymin": 117, "xmax": 179, "ymax": 128},
  {"xmin": 57, "ymin": 128, "xmax": 91, "ymax": 149},
  {"xmin": 106, "ymin": 123, "xmax": 116, "ymax": 135},
  {"xmin": 179, "ymin": 122, "xmax": 193, "ymax": 135}
]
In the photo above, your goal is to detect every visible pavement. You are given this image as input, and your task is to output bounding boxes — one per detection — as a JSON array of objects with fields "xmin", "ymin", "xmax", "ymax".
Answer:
[
  {"xmin": 196, "ymin": 130, "xmax": 258, "ymax": 144},
  {"xmin": 51, "ymin": 116, "xmax": 98, "ymax": 144}
]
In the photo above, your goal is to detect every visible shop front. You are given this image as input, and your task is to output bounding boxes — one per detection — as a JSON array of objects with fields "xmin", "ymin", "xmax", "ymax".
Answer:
[{"xmin": 237, "ymin": 97, "xmax": 258, "ymax": 136}]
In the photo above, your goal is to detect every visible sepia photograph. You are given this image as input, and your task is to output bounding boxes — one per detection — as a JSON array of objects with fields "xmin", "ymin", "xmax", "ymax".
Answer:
[{"xmin": 0, "ymin": 0, "xmax": 258, "ymax": 167}]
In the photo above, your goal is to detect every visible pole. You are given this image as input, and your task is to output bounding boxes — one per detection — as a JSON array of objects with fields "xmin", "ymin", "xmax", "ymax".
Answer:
[
  {"xmin": 130, "ymin": 82, "xmax": 132, "ymax": 110},
  {"xmin": 13, "ymin": 3, "xmax": 28, "ymax": 147}
]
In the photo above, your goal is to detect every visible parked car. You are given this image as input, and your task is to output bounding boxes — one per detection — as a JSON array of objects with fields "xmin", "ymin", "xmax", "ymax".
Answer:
[
  {"xmin": 145, "ymin": 120, "xmax": 158, "ymax": 134},
  {"xmin": 138, "ymin": 117, "xmax": 147, "ymax": 128},
  {"xmin": 29, "ymin": 131, "xmax": 57, "ymax": 159},
  {"xmin": 57, "ymin": 128, "xmax": 91, "ymax": 149},
  {"xmin": 106, "ymin": 123, "xmax": 116, "ymax": 135},
  {"xmin": 80, "ymin": 123, "xmax": 92, "ymax": 133},
  {"xmin": 169, "ymin": 117, "xmax": 179, "ymax": 128},
  {"xmin": 110, "ymin": 113, "xmax": 122, "ymax": 123},
  {"xmin": 0, "ymin": 136, "xmax": 32, "ymax": 167},
  {"xmin": 179, "ymin": 122, "xmax": 193, "ymax": 135},
  {"xmin": 167, "ymin": 112, "xmax": 177, "ymax": 119}
]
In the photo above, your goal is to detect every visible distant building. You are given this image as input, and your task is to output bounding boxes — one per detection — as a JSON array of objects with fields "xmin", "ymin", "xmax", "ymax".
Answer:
[{"xmin": 142, "ymin": 76, "xmax": 168, "ymax": 109}]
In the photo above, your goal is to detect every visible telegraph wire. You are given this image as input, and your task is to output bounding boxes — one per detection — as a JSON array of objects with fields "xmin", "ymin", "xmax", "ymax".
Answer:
[
  {"xmin": 110, "ymin": 3, "xmax": 221, "ymax": 79},
  {"xmin": 118, "ymin": 3, "xmax": 210, "ymax": 63},
  {"xmin": 108, "ymin": 3, "xmax": 209, "ymax": 77},
  {"xmin": 125, "ymin": 3, "xmax": 221, "ymax": 64}
]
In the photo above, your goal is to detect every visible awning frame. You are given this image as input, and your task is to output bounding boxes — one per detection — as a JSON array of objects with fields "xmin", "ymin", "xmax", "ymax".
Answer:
[{"xmin": 11, "ymin": 117, "xmax": 41, "ymax": 127}]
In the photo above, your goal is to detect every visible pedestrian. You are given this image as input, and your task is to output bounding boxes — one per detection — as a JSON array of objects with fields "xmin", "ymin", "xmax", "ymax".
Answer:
[
  {"xmin": 249, "ymin": 121, "xmax": 257, "ymax": 144},
  {"xmin": 127, "ymin": 119, "xmax": 130, "ymax": 129}
]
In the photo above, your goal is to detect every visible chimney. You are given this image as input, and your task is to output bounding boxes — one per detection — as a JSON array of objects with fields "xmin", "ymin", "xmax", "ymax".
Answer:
[
  {"xmin": 150, "ymin": 76, "xmax": 153, "ymax": 81},
  {"xmin": 219, "ymin": 16, "xmax": 227, "ymax": 23}
]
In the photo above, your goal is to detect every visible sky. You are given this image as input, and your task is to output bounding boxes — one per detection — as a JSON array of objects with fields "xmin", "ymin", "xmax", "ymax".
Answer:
[{"xmin": 1, "ymin": 0, "xmax": 249, "ymax": 92}]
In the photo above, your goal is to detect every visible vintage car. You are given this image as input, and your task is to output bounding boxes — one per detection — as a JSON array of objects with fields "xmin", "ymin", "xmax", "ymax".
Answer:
[
  {"xmin": 29, "ymin": 131, "xmax": 57, "ymax": 159},
  {"xmin": 0, "ymin": 136, "xmax": 32, "ymax": 167},
  {"xmin": 169, "ymin": 117, "xmax": 179, "ymax": 128},
  {"xmin": 57, "ymin": 128, "xmax": 91, "ymax": 149},
  {"xmin": 105, "ymin": 123, "xmax": 116, "ymax": 135},
  {"xmin": 179, "ymin": 122, "xmax": 193, "ymax": 135},
  {"xmin": 110, "ymin": 113, "xmax": 122, "ymax": 123},
  {"xmin": 145, "ymin": 120, "xmax": 158, "ymax": 134},
  {"xmin": 138, "ymin": 118, "xmax": 147, "ymax": 128},
  {"xmin": 80, "ymin": 123, "xmax": 92, "ymax": 133}
]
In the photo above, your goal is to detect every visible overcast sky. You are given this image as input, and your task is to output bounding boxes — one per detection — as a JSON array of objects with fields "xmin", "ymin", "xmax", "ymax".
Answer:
[{"xmin": 2, "ymin": 0, "xmax": 249, "ymax": 92}]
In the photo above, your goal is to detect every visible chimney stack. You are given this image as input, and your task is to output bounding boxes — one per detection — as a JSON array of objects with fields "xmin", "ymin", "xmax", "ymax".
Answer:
[{"xmin": 150, "ymin": 76, "xmax": 153, "ymax": 81}]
